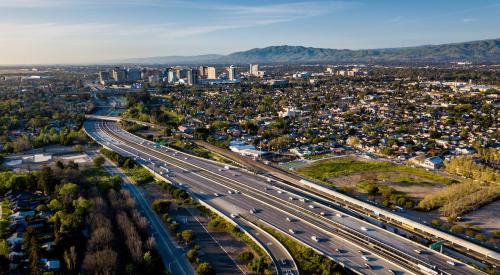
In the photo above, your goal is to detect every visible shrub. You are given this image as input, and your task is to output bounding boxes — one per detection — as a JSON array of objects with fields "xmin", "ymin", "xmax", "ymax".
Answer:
[
  {"xmin": 152, "ymin": 200, "xmax": 171, "ymax": 214},
  {"xmin": 450, "ymin": 225, "xmax": 465, "ymax": 234},
  {"xmin": 475, "ymin": 233, "xmax": 487, "ymax": 242},
  {"xmin": 238, "ymin": 251, "xmax": 254, "ymax": 263},
  {"xmin": 187, "ymin": 249, "xmax": 198, "ymax": 262},
  {"xmin": 196, "ymin": 262, "xmax": 215, "ymax": 275},
  {"xmin": 169, "ymin": 223, "xmax": 179, "ymax": 233},
  {"xmin": 431, "ymin": 219, "xmax": 441, "ymax": 227}
]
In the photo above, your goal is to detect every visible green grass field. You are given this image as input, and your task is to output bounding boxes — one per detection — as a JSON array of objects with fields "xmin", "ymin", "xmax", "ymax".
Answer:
[{"xmin": 297, "ymin": 157, "xmax": 455, "ymax": 185}]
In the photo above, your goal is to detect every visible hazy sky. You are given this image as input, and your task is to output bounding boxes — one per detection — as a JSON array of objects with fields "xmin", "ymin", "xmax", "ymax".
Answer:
[{"xmin": 1, "ymin": 0, "xmax": 499, "ymax": 64}]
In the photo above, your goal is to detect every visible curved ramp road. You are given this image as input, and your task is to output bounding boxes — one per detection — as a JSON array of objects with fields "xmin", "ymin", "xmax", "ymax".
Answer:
[{"xmin": 85, "ymin": 119, "xmax": 485, "ymax": 275}]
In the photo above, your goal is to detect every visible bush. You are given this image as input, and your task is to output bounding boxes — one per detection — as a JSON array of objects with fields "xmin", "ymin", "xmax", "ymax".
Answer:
[
  {"xmin": 169, "ymin": 223, "xmax": 179, "ymax": 233},
  {"xmin": 450, "ymin": 225, "xmax": 465, "ymax": 234},
  {"xmin": 431, "ymin": 219, "xmax": 441, "ymax": 227},
  {"xmin": 93, "ymin": 156, "xmax": 105, "ymax": 168},
  {"xmin": 181, "ymin": 230, "xmax": 195, "ymax": 243},
  {"xmin": 187, "ymin": 249, "xmax": 198, "ymax": 262},
  {"xmin": 238, "ymin": 251, "xmax": 254, "ymax": 263},
  {"xmin": 152, "ymin": 200, "xmax": 171, "ymax": 214},
  {"xmin": 196, "ymin": 262, "xmax": 215, "ymax": 275},
  {"xmin": 475, "ymin": 233, "xmax": 487, "ymax": 242}
]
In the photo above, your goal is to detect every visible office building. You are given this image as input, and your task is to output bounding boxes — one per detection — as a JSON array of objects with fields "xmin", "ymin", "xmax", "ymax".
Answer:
[
  {"xmin": 168, "ymin": 70, "xmax": 177, "ymax": 83},
  {"xmin": 187, "ymin": 69, "xmax": 199, "ymax": 86},
  {"xmin": 112, "ymin": 67, "xmax": 127, "ymax": 82},
  {"xmin": 127, "ymin": 68, "xmax": 141, "ymax": 82},
  {"xmin": 207, "ymin": 67, "xmax": 217, "ymax": 79},
  {"xmin": 250, "ymin": 64, "xmax": 259, "ymax": 77},
  {"xmin": 227, "ymin": 65, "xmax": 236, "ymax": 81},
  {"xmin": 199, "ymin": 66, "xmax": 209, "ymax": 78},
  {"xmin": 98, "ymin": 71, "xmax": 110, "ymax": 85}
]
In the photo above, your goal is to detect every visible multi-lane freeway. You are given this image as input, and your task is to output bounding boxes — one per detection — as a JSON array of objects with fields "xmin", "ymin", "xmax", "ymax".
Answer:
[{"xmin": 85, "ymin": 119, "xmax": 485, "ymax": 275}]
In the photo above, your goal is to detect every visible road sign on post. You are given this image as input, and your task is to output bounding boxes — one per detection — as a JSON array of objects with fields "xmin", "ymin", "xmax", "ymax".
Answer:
[{"xmin": 430, "ymin": 240, "xmax": 446, "ymax": 252}]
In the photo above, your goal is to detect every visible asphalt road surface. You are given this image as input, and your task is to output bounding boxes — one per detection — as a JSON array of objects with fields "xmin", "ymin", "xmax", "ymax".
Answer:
[{"xmin": 85, "ymin": 119, "xmax": 484, "ymax": 275}]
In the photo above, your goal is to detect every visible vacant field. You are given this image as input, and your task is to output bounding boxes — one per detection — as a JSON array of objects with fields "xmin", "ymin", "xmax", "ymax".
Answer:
[{"xmin": 296, "ymin": 156, "xmax": 455, "ymax": 199}]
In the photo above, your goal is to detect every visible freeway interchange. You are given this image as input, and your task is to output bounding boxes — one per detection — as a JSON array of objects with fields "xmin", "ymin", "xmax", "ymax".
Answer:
[{"xmin": 85, "ymin": 119, "xmax": 485, "ymax": 275}]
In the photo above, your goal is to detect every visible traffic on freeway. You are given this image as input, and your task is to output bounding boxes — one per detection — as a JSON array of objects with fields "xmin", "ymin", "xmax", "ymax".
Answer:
[{"xmin": 85, "ymin": 119, "xmax": 485, "ymax": 275}]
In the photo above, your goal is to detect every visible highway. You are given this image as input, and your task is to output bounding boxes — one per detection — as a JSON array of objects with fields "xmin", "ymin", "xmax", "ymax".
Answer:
[{"xmin": 85, "ymin": 119, "xmax": 485, "ymax": 275}]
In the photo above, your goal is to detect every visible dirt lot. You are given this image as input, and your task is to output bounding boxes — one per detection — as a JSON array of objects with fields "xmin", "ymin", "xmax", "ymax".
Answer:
[
  {"xmin": 142, "ymin": 183, "xmax": 250, "ymax": 275},
  {"xmin": 330, "ymin": 171, "xmax": 446, "ymax": 199},
  {"xmin": 461, "ymin": 200, "xmax": 500, "ymax": 232}
]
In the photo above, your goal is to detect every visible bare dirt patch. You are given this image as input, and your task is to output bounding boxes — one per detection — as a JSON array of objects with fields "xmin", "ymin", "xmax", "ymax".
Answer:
[{"xmin": 329, "ymin": 171, "xmax": 445, "ymax": 199}]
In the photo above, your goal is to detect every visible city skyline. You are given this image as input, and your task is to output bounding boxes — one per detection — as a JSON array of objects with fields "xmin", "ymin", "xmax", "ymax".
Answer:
[{"xmin": 0, "ymin": 0, "xmax": 499, "ymax": 65}]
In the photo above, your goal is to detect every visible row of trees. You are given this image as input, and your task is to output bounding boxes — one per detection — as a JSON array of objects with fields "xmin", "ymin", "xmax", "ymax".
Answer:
[{"xmin": 82, "ymin": 187, "xmax": 163, "ymax": 274}]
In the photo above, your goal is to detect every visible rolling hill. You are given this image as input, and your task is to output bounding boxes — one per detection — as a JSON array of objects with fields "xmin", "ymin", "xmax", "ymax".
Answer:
[{"xmin": 118, "ymin": 38, "xmax": 499, "ymax": 64}]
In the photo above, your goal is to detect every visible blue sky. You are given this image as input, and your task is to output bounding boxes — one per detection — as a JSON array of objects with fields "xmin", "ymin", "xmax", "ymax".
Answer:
[{"xmin": 0, "ymin": 0, "xmax": 499, "ymax": 64}]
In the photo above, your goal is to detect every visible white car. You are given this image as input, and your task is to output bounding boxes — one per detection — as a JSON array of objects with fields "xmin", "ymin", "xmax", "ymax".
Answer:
[
  {"xmin": 288, "ymin": 229, "xmax": 295, "ymax": 234},
  {"xmin": 230, "ymin": 213, "xmax": 239, "ymax": 218},
  {"xmin": 308, "ymin": 205, "xmax": 315, "ymax": 209},
  {"xmin": 213, "ymin": 193, "xmax": 219, "ymax": 197},
  {"xmin": 311, "ymin": 236, "xmax": 319, "ymax": 242},
  {"xmin": 227, "ymin": 190, "xmax": 233, "ymax": 194},
  {"xmin": 319, "ymin": 212, "xmax": 326, "ymax": 216}
]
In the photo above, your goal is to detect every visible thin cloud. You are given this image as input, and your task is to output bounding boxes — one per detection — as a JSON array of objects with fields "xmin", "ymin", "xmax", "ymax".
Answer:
[{"xmin": 461, "ymin": 18, "xmax": 479, "ymax": 23}]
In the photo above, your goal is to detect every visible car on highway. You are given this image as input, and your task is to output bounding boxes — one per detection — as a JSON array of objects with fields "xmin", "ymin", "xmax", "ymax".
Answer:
[
  {"xmin": 249, "ymin": 208, "xmax": 258, "ymax": 214},
  {"xmin": 311, "ymin": 235, "xmax": 319, "ymax": 242},
  {"xmin": 447, "ymin": 260, "xmax": 456, "ymax": 266},
  {"xmin": 230, "ymin": 213, "xmax": 239, "ymax": 218},
  {"xmin": 308, "ymin": 204, "xmax": 315, "ymax": 209},
  {"xmin": 213, "ymin": 193, "xmax": 219, "ymax": 197},
  {"xmin": 288, "ymin": 229, "xmax": 295, "ymax": 234},
  {"xmin": 365, "ymin": 263, "xmax": 373, "ymax": 270}
]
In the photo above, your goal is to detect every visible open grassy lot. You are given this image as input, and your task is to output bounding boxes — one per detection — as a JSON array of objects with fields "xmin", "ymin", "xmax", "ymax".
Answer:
[
  {"xmin": 296, "ymin": 156, "xmax": 456, "ymax": 203},
  {"xmin": 297, "ymin": 156, "xmax": 454, "ymax": 185}
]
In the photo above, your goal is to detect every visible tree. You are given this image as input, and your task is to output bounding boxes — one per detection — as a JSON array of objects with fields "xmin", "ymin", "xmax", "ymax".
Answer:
[
  {"xmin": 58, "ymin": 182, "xmax": 79, "ymax": 205},
  {"xmin": 73, "ymin": 144, "xmax": 84, "ymax": 153},
  {"xmin": 238, "ymin": 251, "xmax": 254, "ymax": 263},
  {"xmin": 181, "ymin": 229, "xmax": 195, "ymax": 244},
  {"xmin": 152, "ymin": 199, "xmax": 170, "ymax": 214},
  {"xmin": 187, "ymin": 248, "xmax": 198, "ymax": 262},
  {"xmin": 93, "ymin": 156, "xmax": 105, "ymax": 168},
  {"xmin": 196, "ymin": 262, "xmax": 215, "ymax": 275},
  {"xmin": 38, "ymin": 165, "xmax": 57, "ymax": 194},
  {"xmin": 346, "ymin": 136, "xmax": 360, "ymax": 147},
  {"xmin": 24, "ymin": 227, "xmax": 41, "ymax": 275},
  {"xmin": 64, "ymin": 246, "xmax": 77, "ymax": 272}
]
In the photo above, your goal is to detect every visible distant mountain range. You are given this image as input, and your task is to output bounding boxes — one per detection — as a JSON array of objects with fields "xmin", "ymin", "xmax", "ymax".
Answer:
[{"xmin": 118, "ymin": 38, "xmax": 499, "ymax": 64}]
